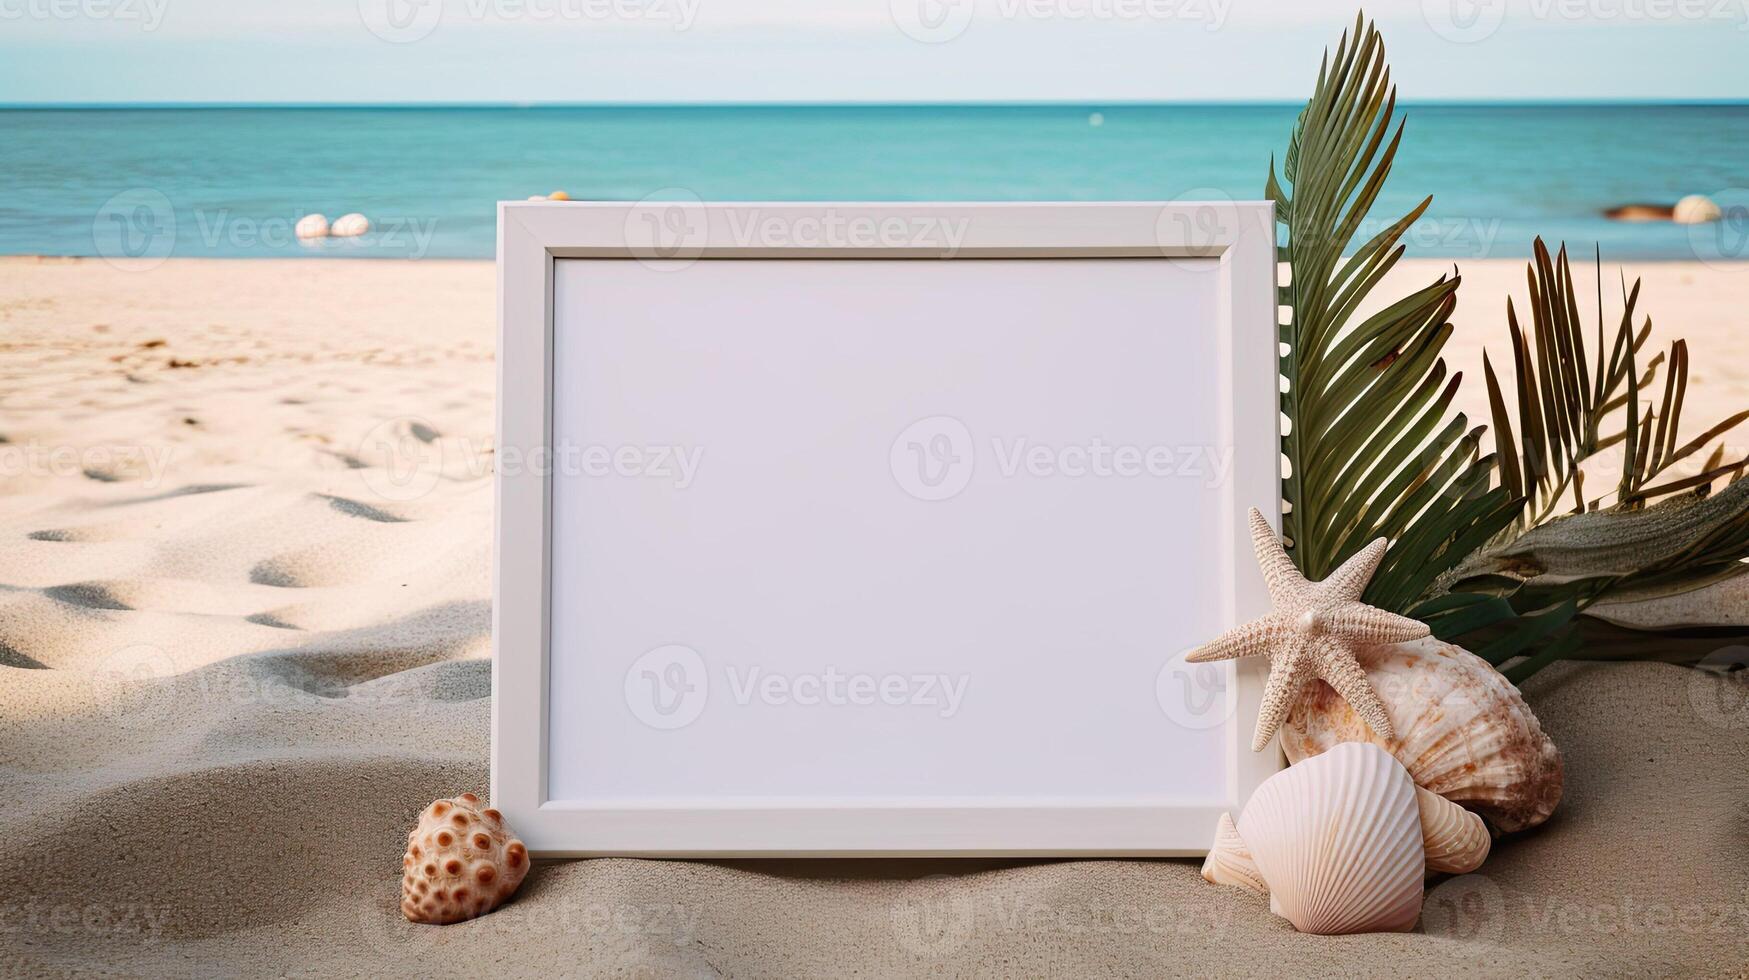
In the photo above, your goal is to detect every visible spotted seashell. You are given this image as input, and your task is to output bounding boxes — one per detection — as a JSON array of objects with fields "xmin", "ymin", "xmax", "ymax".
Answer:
[{"xmin": 401, "ymin": 793, "xmax": 528, "ymax": 924}]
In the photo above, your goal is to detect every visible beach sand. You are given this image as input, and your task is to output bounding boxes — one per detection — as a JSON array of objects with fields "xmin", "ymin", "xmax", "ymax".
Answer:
[{"xmin": 1, "ymin": 255, "xmax": 1746, "ymax": 977}]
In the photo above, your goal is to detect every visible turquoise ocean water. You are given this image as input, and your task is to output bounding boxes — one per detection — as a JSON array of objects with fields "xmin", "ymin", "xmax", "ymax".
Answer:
[{"xmin": 3, "ymin": 104, "xmax": 1746, "ymax": 261}]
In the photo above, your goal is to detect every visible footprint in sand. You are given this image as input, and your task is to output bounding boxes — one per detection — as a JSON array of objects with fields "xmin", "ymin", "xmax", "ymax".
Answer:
[
  {"xmin": 43, "ymin": 582, "xmax": 133, "ymax": 611},
  {"xmin": 317, "ymin": 494, "xmax": 409, "ymax": 523},
  {"xmin": 97, "ymin": 482, "xmax": 249, "ymax": 508},
  {"xmin": 248, "ymin": 558, "xmax": 309, "ymax": 589},
  {"xmin": 356, "ymin": 417, "xmax": 448, "ymax": 502},
  {"xmin": 29, "ymin": 519, "xmax": 185, "ymax": 543},
  {"xmin": 0, "ymin": 640, "xmax": 48, "ymax": 670},
  {"xmin": 27, "ymin": 484, "xmax": 256, "ymax": 546},
  {"xmin": 244, "ymin": 611, "xmax": 302, "ymax": 631}
]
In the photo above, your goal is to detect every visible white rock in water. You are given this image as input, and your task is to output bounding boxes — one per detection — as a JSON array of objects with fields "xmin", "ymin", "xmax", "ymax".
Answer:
[
  {"xmin": 294, "ymin": 213, "xmax": 329, "ymax": 239},
  {"xmin": 330, "ymin": 212, "xmax": 370, "ymax": 237},
  {"xmin": 1673, "ymin": 194, "xmax": 1721, "ymax": 224}
]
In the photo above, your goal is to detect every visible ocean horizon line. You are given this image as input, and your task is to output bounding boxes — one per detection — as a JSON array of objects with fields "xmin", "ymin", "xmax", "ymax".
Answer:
[
  {"xmin": 8, "ymin": 102, "xmax": 1742, "ymax": 262},
  {"xmin": 5, "ymin": 99, "xmax": 1748, "ymax": 111}
]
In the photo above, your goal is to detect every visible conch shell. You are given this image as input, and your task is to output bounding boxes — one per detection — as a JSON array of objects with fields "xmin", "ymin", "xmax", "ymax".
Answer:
[
  {"xmin": 1280, "ymin": 637, "xmax": 1562, "ymax": 833},
  {"xmin": 1217, "ymin": 742, "xmax": 1427, "ymax": 935},
  {"xmin": 1417, "ymin": 785, "xmax": 1492, "ymax": 875}
]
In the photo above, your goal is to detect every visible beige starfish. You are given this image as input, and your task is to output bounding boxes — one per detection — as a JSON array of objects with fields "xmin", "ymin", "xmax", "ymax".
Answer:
[{"xmin": 1188, "ymin": 508, "xmax": 1431, "ymax": 752}]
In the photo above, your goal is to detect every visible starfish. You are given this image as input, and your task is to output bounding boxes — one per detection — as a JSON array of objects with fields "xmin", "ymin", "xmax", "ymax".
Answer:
[{"xmin": 1188, "ymin": 508, "xmax": 1431, "ymax": 752}]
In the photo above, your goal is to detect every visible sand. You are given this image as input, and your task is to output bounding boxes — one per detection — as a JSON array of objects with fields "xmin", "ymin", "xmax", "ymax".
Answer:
[{"xmin": 0, "ymin": 255, "xmax": 1745, "ymax": 978}]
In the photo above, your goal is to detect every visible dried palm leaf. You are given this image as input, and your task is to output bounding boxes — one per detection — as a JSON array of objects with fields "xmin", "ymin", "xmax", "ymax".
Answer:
[{"xmin": 1440, "ymin": 244, "xmax": 1749, "ymax": 672}]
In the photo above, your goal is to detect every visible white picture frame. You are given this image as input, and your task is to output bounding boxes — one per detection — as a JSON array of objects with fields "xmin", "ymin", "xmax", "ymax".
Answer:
[{"xmin": 493, "ymin": 201, "xmax": 1281, "ymax": 857}]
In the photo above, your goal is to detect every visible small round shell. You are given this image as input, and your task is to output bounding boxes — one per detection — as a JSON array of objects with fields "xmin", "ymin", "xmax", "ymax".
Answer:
[
  {"xmin": 330, "ymin": 212, "xmax": 371, "ymax": 237},
  {"xmin": 293, "ymin": 214, "xmax": 328, "ymax": 239},
  {"xmin": 1281, "ymin": 637, "xmax": 1563, "ymax": 833}
]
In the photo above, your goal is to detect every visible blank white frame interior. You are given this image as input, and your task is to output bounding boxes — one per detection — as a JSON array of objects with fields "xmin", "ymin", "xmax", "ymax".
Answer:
[{"xmin": 494, "ymin": 201, "xmax": 1282, "ymax": 856}]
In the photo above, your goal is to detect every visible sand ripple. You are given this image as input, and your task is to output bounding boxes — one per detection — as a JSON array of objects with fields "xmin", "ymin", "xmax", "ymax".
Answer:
[{"xmin": 1, "ymin": 258, "xmax": 1746, "ymax": 977}]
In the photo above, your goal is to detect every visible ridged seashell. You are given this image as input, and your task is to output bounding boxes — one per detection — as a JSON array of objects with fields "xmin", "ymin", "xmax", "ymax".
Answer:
[
  {"xmin": 294, "ymin": 213, "xmax": 329, "ymax": 239},
  {"xmin": 1237, "ymin": 742, "xmax": 1425, "ymax": 935},
  {"xmin": 401, "ymin": 793, "xmax": 529, "ymax": 924},
  {"xmin": 1204, "ymin": 783, "xmax": 1488, "ymax": 889},
  {"xmin": 1280, "ymin": 637, "xmax": 1562, "ymax": 833},
  {"xmin": 330, "ymin": 212, "xmax": 371, "ymax": 237},
  {"xmin": 1201, "ymin": 812, "xmax": 1267, "ymax": 895},
  {"xmin": 547, "ymin": 190, "xmax": 571, "ymax": 201},
  {"xmin": 1417, "ymin": 787, "xmax": 1491, "ymax": 875}
]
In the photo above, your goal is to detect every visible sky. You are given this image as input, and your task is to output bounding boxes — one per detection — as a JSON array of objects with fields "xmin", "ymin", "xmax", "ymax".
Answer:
[{"xmin": 0, "ymin": 0, "xmax": 1745, "ymax": 103}]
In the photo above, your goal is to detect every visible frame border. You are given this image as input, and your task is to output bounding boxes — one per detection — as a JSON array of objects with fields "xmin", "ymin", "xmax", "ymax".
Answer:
[{"xmin": 493, "ymin": 201, "xmax": 1281, "ymax": 856}]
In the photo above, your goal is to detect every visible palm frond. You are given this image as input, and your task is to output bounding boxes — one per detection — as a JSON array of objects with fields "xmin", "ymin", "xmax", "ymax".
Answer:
[
  {"xmin": 1476, "ymin": 240, "xmax": 1736, "ymax": 527},
  {"xmin": 1270, "ymin": 13, "xmax": 1522, "ymax": 612},
  {"xmin": 1440, "ymin": 242, "xmax": 1749, "ymax": 676},
  {"xmin": 1270, "ymin": 14, "xmax": 1749, "ymax": 684}
]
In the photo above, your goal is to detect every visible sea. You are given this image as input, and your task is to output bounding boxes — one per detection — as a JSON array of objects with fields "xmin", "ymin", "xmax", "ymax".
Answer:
[{"xmin": 2, "ymin": 103, "xmax": 1746, "ymax": 262}]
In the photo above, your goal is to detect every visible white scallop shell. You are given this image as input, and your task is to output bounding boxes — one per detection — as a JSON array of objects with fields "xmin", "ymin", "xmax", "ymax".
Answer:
[
  {"xmin": 1281, "ymin": 637, "xmax": 1562, "ymax": 833},
  {"xmin": 1204, "ymin": 782, "xmax": 1488, "ymax": 893},
  {"xmin": 1237, "ymin": 742, "xmax": 1424, "ymax": 935},
  {"xmin": 330, "ymin": 212, "xmax": 370, "ymax": 237},
  {"xmin": 294, "ymin": 213, "xmax": 329, "ymax": 239}
]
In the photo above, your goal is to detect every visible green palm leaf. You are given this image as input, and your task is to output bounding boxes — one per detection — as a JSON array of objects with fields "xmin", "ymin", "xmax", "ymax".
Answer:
[
  {"xmin": 1270, "ymin": 14, "xmax": 1522, "ymax": 614},
  {"xmin": 1269, "ymin": 14, "xmax": 1749, "ymax": 681}
]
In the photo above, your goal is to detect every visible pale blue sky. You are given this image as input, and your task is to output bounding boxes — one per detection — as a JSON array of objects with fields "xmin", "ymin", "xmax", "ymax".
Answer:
[{"xmin": 1, "ymin": 0, "xmax": 1745, "ymax": 103}]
